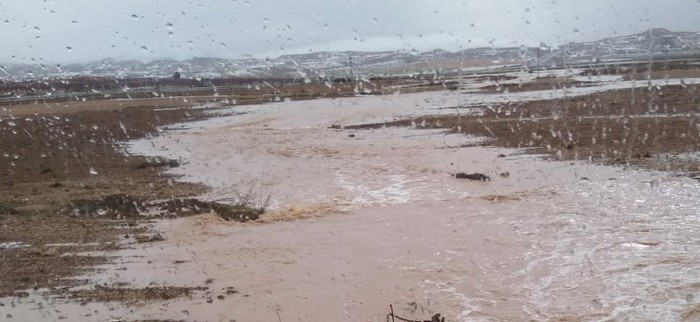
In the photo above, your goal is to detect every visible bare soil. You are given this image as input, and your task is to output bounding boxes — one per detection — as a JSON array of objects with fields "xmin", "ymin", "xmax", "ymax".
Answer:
[
  {"xmin": 68, "ymin": 286, "xmax": 210, "ymax": 303},
  {"xmin": 0, "ymin": 105, "xmax": 210, "ymax": 298},
  {"xmin": 0, "ymin": 248, "xmax": 109, "ymax": 298}
]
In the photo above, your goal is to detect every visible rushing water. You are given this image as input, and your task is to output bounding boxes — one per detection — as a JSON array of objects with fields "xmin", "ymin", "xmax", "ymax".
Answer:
[{"xmin": 6, "ymin": 83, "xmax": 700, "ymax": 321}]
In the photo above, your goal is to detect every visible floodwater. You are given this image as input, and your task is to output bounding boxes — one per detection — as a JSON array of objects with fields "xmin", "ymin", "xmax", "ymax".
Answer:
[{"xmin": 6, "ymin": 80, "xmax": 700, "ymax": 321}]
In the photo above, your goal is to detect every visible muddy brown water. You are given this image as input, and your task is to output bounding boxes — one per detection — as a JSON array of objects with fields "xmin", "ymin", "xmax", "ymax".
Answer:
[{"xmin": 4, "ymin": 80, "xmax": 700, "ymax": 321}]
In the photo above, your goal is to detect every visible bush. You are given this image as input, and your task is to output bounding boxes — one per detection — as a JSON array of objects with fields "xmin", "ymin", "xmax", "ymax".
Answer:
[
  {"xmin": 211, "ymin": 191, "xmax": 270, "ymax": 222},
  {"xmin": 212, "ymin": 203, "xmax": 264, "ymax": 222}
]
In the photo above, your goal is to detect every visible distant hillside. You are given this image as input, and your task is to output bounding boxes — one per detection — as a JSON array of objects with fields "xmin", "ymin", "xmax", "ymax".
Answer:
[{"xmin": 532, "ymin": 28, "xmax": 700, "ymax": 67}]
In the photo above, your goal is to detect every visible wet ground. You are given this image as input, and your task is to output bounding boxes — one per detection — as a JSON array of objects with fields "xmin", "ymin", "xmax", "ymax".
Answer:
[
  {"xmin": 3, "ymin": 69, "xmax": 700, "ymax": 321},
  {"xmin": 0, "ymin": 104, "xmax": 213, "ymax": 305}
]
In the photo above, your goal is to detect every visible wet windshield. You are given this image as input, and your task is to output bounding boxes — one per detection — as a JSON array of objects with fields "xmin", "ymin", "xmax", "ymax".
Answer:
[{"xmin": 2, "ymin": 1, "xmax": 700, "ymax": 321}]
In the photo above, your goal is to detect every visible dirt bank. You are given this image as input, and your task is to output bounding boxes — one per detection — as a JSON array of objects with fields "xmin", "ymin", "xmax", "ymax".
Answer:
[{"xmin": 352, "ymin": 84, "xmax": 700, "ymax": 174}]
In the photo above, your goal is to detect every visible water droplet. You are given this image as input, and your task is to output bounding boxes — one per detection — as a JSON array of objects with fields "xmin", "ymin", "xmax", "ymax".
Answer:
[
  {"xmin": 166, "ymin": 22, "xmax": 174, "ymax": 29},
  {"xmin": 219, "ymin": 42, "xmax": 227, "ymax": 49},
  {"xmin": 372, "ymin": 17, "xmax": 379, "ymax": 24},
  {"xmin": 66, "ymin": 46, "xmax": 72, "ymax": 51},
  {"xmin": 89, "ymin": 167, "xmax": 98, "ymax": 175},
  {"xmin": 0, "ymin": 66, "xmax": 11, "ymax": 77},
  {"xmin": 71, "ymin": 20, "xmax": 78, "ymax": 25}
]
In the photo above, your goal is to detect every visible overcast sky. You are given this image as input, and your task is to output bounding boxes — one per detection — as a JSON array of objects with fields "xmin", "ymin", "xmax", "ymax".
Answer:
[{"xmin": 1, "ymin": 0, "xmax": 699, "ymax": 64}]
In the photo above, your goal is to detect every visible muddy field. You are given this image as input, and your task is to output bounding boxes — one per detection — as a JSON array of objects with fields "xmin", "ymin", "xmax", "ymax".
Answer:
[
  {"xmin": 0, "ymin": 76, "xmax": 452, "ymax": 110},
  {"xmin": 1, "ymin": 80, "xmax": 417, "ymax": 302},
  {"xmin": 2, "ymin": 68, "xmax": 700, "ymax": 320},
  {"xmin": 0, "ymin": 103, "xmax": 212, "ymax": 298}
]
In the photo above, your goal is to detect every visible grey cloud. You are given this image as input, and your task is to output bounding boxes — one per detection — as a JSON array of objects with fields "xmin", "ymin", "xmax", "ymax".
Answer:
[{"xmin": 0, "ymin": 0, "xmax": 698, "ymax": 64}]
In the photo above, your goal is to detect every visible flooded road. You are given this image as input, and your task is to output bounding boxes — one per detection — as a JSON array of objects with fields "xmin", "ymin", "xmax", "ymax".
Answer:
[{"xmin": 7, "ymin": 84, "xmax": 700, "ymax": 321}]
